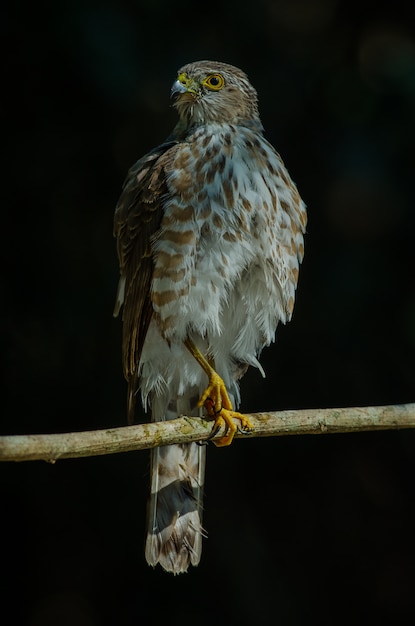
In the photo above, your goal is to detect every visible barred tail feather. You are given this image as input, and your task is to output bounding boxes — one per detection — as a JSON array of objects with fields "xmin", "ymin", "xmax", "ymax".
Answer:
[{"xmin": 145, "ymin": 396, "xmax": 206, "ymax": 574}]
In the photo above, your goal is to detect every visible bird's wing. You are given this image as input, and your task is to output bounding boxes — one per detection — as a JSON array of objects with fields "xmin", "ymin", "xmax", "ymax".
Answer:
[{"xmin": 113, "ymin": 139, "xmax": 179, "ymax": 421}]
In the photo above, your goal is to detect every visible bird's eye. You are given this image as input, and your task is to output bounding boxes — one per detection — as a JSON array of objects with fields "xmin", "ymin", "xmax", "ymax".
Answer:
[{"xmin": 202, "ymin": 74, "xmax": 225, "ymax": 91}]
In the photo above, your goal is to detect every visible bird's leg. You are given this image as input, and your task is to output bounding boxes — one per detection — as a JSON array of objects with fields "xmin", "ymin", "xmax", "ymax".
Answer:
[{"xmin": 184, "ymin": 338, "xmax": 253, "ymax": 446}]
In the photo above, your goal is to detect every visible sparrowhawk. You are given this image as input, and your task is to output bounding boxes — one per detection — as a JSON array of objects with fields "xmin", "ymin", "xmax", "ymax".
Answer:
[{"xmin": 114, "ymin": 60, "xmax": 307, "ymax": 574}]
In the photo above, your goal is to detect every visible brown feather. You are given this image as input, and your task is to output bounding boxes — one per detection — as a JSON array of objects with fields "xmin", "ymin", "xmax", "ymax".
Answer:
[
  {"xmin": 114, "ymin": 60, "xmax": 306, "ymax": 573},
  {"xmin": 113, "ymin": 140, "xmax": 179, "ymax": 422}
]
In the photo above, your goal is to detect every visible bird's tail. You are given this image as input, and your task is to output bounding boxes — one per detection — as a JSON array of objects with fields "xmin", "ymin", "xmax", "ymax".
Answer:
[{"xmin": 145, "ymin": 391, "xmax": 206, "ymax": 574}]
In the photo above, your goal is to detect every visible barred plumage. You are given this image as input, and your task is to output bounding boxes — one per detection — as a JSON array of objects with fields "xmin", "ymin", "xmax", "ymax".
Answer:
[{"xmin": 114, "ymin": 60, "xmax": 306, "ymax": 573}]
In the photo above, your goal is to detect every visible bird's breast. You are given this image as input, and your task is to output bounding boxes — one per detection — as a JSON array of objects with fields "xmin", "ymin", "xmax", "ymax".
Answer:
[{"xmin": 150, "ymin": 122, "xmax": 304, "ymax": 341}]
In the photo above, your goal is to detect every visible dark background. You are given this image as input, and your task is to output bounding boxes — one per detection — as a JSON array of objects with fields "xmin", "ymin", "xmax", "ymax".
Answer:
[{"xmin": 2, "ymin": 1, "xmax": 415, "ymax": 624}]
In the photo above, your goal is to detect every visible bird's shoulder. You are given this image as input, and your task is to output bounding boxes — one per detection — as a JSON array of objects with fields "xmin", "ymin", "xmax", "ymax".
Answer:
[
  {"xmin": 114, "ymin": 138, "xmax": 176, "ymax": 227},
  {"xmin": 113, "ymin": 136, "xmax": 184, "ymax": 269}
]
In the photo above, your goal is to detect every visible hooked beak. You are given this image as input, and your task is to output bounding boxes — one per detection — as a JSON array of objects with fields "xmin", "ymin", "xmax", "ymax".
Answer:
[
  {"xmin": 170, "ymin": 73, "xmax": 199, "ymax": 101},
  {"xmin": 170, "ymin": 79, "xmax": 188, "ymax": 99}
]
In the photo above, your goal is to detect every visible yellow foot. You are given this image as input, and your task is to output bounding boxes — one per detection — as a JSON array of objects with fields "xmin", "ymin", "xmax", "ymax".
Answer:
[
  {"xmin": 198, "ymin": 369, "xmax": 233, "ymax": 412},
  {"xmin": 198, "ymin": 370, "xmax": 253, "ymax": 447},
  {"xmin": 184, "ymin": 338, "xmax": 254, "ymax": 446},
  {"xmin": 209, "ymin": 407, "xmax": 253, "ymax": 447}
]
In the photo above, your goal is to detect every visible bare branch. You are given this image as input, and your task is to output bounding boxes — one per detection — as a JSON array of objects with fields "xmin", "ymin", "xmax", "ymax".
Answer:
[{"xmin": 1, "ymin": 403, "xmax": 414, "ymax": 463}]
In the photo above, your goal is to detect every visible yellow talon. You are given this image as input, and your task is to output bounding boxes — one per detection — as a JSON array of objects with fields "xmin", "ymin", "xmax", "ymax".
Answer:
[
  {"xmin": 210, "ymin": 408, "xmax": 253, "ymax": 447},
  {"xmin": 197, "ymin": 369, "xmax": 232, "ymax": 411},
  {"xmin": 184, "ymin": 338, "xmax": 254, "ymax": 446}
]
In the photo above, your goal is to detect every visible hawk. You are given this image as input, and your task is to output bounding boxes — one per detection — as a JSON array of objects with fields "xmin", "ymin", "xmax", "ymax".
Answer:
[{"xmin": 114, "ymin": 60, "xmax": 306, "ymax": 574}]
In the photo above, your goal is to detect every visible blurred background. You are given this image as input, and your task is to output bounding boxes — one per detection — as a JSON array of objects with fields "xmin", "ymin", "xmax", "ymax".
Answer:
[{"xmin": 2, "ymin": 0, "xmax": 415, "ymax": 624}]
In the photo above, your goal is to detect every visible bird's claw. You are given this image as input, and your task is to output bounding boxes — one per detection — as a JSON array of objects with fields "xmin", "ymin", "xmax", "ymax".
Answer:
[
  {"xmin": 196, "ymin": 439, "xmax": 209, "ymax": 446},
  {"xmin": 207, "ymin": 408, "xmax": 253, "ymax": 447},
  {"xmin": 186, "ymin": 344, "xmax": 254, "ymax": 446},
  {"xmin": 237, "ymin": 422, "xmax": 253, "ymax": 435},
  {"xmin": 207, "ymin": 421, "xmax": 222, "ymax": 440}
]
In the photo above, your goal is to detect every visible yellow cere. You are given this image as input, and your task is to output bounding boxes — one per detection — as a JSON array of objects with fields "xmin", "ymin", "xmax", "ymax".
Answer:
[{"xmin": 178, "ymin": 72, "xmax": 188, "ymax": 85}]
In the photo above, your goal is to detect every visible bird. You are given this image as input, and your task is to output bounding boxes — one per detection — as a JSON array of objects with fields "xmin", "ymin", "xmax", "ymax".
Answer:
[{"xmin": 113, "ymin": 60, "xmax": 307, "ymax": 574}]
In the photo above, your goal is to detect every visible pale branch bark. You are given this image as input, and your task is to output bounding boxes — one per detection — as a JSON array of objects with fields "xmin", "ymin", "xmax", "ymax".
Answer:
[{"xmin": 1, "ymin": 403, "xmax": 414, "ymax": 463}]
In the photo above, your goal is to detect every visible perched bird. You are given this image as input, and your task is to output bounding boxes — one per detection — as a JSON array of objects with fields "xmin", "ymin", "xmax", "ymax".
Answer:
[{"xmin": 114, "ymin": 60, "xmax": 307, "ymax": 574}]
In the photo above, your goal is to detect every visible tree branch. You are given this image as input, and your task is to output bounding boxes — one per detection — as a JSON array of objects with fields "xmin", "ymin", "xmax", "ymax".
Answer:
[{"xmin": 1, "ymin": 403, "xmax": 414, "ymax": 463}]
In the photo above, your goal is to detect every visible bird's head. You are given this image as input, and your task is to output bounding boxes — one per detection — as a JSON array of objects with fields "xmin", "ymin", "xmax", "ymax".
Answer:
[{"xmin": 171, "ymin": 60, "xmax": 260, "ymax": 127}]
